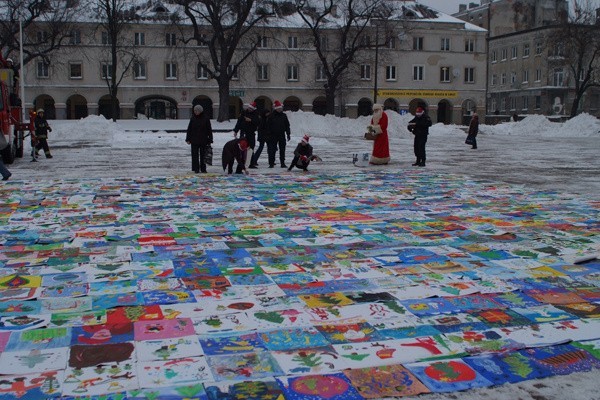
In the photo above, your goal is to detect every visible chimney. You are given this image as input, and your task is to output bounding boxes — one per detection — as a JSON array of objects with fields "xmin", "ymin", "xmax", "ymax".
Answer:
[
  {"xmin": 459, "ymin": 4, "xmax": 467, "ymax": 12},
  {"xmin": 469, "ymin": 2, "xmax": 478, "ymax": 9}
]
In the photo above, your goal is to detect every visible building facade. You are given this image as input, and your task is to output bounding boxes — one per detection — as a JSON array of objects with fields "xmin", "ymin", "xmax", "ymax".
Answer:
[{"xmin": 18, "ymin": 2, "xmax": 487, "ymax": 123}]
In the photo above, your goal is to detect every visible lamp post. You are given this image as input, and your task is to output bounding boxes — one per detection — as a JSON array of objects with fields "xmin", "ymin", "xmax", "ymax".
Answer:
[
  {"xmin": 373, "ymin": 23, "xmax": 379, "ymax": 104},
  {"xmin": 19, "ymin": 18, "xmax": 26, "ymax": 122}
]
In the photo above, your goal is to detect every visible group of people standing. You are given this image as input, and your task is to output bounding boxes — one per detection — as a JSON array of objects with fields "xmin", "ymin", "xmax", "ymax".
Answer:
[{"xmin": 186, "ymin": 100, "xmax": 315, "ymax": 175}]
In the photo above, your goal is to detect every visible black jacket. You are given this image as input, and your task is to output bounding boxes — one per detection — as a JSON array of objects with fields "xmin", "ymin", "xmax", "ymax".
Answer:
[
  {"xmin": 293, "ymin": 142, "xmax": 313, "ymax": 158},
  {"xmin": 233, "ymin": 109, "xmax": 259, "ymax": 139},
  {"xmin": 34, "ymin": 115, "xmax": 51, "ymax": 139},
  {"xmin": 186, "ymin": 113, "xmax": 213, "ymax": 146},
  {"xmin": 257, "ymin": 110, "xmax": 270, "ymax": 142},
  {"xmin": 408, "ymin": 114, "xmax": 432, "ymax": 136},
  {"xmin": 468, "ymin": 117, "xmax": 479, "ymax": 136},
  {"xmin": 266, "ymin": 110, "xmax": 290, "ymax": 141}
]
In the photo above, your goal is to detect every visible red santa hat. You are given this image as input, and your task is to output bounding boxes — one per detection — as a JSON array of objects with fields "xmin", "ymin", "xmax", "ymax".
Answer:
[
  {"xmin": 244, "ymin": 101, "xmax": 256, "ymax": 111},
  {"xmin": 301, "ymin": 134, "xmax": 310, "ymax": 143},
  {"xmin": 273, "ymin": 100, "xmax": 283, "ymax": 110},
  {"xmin": 416, "ymin": 106, "xmax": 425, "ymax": 113}
]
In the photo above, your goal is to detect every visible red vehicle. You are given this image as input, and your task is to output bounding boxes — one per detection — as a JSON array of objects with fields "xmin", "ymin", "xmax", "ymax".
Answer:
[{"xmin": 0, "ymin": 68, "xmax": 33, "ymax": 164}]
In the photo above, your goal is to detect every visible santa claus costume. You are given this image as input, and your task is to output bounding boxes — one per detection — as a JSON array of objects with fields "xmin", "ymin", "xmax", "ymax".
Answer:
[{"xmin": 369, "ymin": 103, "xmax": 390, "ymax": 165}]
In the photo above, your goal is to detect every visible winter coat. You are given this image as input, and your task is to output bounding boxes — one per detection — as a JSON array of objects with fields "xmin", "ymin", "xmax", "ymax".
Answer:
[
  {"xmin": 186, "ymin": 113, "xmax": 213, "ymax": 146},
  {"xmin": 293, "ymin": 142, "xmax": 313, "ymax": 159},
  {"xmin": 468, "ymin": 116, "xmax": 479, "ymax": 137},
  {"xmin": 257, "ymin": 110, "xmax": 270, "ymax": 142},
  {"xmin": 408, "ymin": 114, "xmax": 432, "ymax": 136},
  {"xmin": 34, "ymin": 115, "xmax": 51, "ymax": 139},
  {"xmin": 221, "ymin": 139, "xmax": 246, "ymax": 170},
  {"xmin": 266, "ymin": 110, "xmax": 290, "ymax": 141},
  {"xmin": 233, "ymin": 109, "xmax": 259, "ymax": 139}
]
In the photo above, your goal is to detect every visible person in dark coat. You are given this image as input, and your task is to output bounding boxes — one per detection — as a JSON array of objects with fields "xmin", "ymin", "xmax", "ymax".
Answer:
[
  {"xmin": 222, "ymin": 138, "xmax": 248, "ymax": 175},
  {"xmin": 233, "ymin": 102, "xmax": 259, "ymax": 151},
  {"xmin": 288, "ymin": 134, "xmax": 314, "ymax": 172},
  {"xmin": 249, "ymin": 109, "xmax": 270, "ymax": 168},
  {"xmin": 34, "ymin": 109, "xmax": 53, "ymax": 159},
  {"xmin": 185, "ymin": 104, "xmax": 213, "ymax": 173},
  {"xmin": 407, "ymin": 106, "xmax": 432, "ymax": 167},
  {"xmin": 467, "ymin": 113, "xmax": 479, "ymax": 149},
  {"xmin": 266, "ymin": 100, "xmax": 291, "ymax": 168}
]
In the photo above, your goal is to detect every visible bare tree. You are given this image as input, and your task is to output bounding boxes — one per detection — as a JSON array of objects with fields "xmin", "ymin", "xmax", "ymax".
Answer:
[
  {"xmin": 549, "ymin": 0, "xmax": 600, "ymax": 117},
  {"xmin": 174, "ymin": 0, "xmax": 274, "ymax": 122},
  {"xmin": 294, "ymin": 0, "xmax": 399, "ymax": 115},
  {"xmin": 0, "ymin": 0, "xmax": 83, "ymax": 67},
  {"xmin": 93, "ymin": 0, "xmax": 140, "ymax": 121}
]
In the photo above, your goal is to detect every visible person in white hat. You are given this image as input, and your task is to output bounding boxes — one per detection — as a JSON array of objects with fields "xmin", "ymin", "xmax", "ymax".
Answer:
[{"xmin": 185, "ymin": 104, "xmax": 213, "ymax": 173}]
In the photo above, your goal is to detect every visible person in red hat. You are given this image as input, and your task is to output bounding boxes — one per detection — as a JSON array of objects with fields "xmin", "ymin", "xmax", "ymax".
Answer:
[
  {"xmin": 266, "ymin": 100, "xmax": 291, "ymax": 168},
  {"xmin": 407, "ymin": 106, "xmax": 432, "ymax": 166},
  {"xmin": 222, "ymin": 138, "xmax": 249, "ymax": 174},
  {"xmin": 288, "ymin": 134, "xmax": 317, "ymax": 172}
]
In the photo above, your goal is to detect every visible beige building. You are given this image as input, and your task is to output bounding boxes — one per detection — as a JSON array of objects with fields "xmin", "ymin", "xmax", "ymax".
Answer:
[{"xmin": 19, "ymin": 2, "xmax": 487, "ymax": 124}]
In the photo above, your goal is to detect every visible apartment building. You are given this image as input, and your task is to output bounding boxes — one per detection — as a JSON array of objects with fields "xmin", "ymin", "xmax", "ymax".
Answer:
[{"xmin": 19, "ymin": 1, "xmax": 487, "ymax": 123}]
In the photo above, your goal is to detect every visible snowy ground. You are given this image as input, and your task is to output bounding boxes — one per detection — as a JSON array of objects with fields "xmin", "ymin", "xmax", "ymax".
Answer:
[{"xmin": 3, "ymin": 111, "xmax": 600, "ymax": 400}]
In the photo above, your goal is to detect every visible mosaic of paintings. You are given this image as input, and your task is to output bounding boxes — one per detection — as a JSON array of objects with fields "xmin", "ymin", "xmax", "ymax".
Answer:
[{"xmin": 0, "ymin": 171, "xmax": 599, "ymax": 398}]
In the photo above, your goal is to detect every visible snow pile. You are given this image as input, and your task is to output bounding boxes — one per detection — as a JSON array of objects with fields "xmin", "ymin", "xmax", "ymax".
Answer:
[
  {"xmin": 52, "ymin": 115, "xmax": 119, "ymax": 144},
  {"xmin": 482, "ymin": 113, "xmax": 600, "ymax": 137},
  {"xmin": 558, "ymin": 113, "xmax": 600, "ymax": 137}
]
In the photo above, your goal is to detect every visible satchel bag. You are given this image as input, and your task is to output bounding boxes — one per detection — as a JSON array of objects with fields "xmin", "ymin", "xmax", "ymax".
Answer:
[
  {"xmin": 465, "ymin": 136, "xmax": 474, "ymax": 145},
  {"xmin": 364, "ymin": 131, "xmax": 379, "ymax": 141},
  {"xmin": 205, "ymin": 145, "xmax": 213, "ymax": 166},
  {"xmin": 0, "ymin": 133, "xmax": 8, "ymax": 151}
]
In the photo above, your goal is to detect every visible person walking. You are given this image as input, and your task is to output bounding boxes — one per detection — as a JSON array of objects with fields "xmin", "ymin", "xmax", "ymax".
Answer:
[
  {"xmin": 222, "ymin": 138, "xmax": 248, "ymax": 175},
  {"xmin": 407, "ymin": 106, "xmax": 432, "ymax": 167},
  {"xmin": 185, "ymin": 104, "xmax": 213, "ymax": 173},
  {"xmin": 266, "ymin": 100, "xmax": 290, "ymax": 168},
  {"xmin": 368, "ymin": 103, "xmax": 390, "ymax": 165},
  {"xmin": 34, "ymin": 109, "xmax": 53, "ymax": 159},
  {"xmin": 466, "ymin": 112, "xmax": 479, "ymax": 149},
  {"xmin": 249, "ymin": 109, "xmax": 270, "ymax": 168}
]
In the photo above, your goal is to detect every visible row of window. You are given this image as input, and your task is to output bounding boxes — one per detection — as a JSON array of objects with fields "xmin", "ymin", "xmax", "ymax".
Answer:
[
  {"xmin": 40, "ymin": 61, "xmax": 477, "ymax": 84},
  {"xmin": 490, "ymin": 68, "xmax": 564, "ymax": 86},
  {"xmin": 491, "ymin": 41, "xmax": 549, "ymax": 62},
  {"xmin": 489, "ymin": 96, "xmax": 542, "ymax": 112}
]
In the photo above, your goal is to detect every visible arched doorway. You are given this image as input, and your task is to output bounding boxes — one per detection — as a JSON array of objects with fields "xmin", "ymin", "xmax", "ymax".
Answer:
[
  {"xmin": 98, "ymin": 95, "xmax": 120, "ymax": 120},
  {"xmin": 312, "ymin": 96, "xmax": 326, "ymax": 116},
  {"xmin": 408, "ymin": 98, "xmax": 428, "ymax": 115},
  {"xmin": 229, "ymin": 97, "xmax": 243, "ymax": 119},
  {"xmin": 383, "ymin": 98, "xmax": 399, "ymax": 112},
  {"xmin": 192, "ymin": 96, "xmax": 214, "ymax": 119},
  {"xmin": 461, "ymin": 99, "xmax": 477, "ymax": 125},
  {"xmin": 437, "ymin": 99, "xmax": 453, "ymax": 124},
  {"xmin": 135, "ymin": 95, "xmax": 178, "ymax": 119},
  {"xmin": 357, "ymin": 98, "xmax": 372, "ymax": 116},
  {"xmin": 34, "ymin": 95, "xmax": 56, "ymax": 119},
  {"xmin": 283, "ymin": 96, "xmax": 301, "ymax": 112},
  {"xmin": 254, "ymin": 96, "xmax": 272, "ymax": 112},
  {"xmin": 66, "ymin": 95, "xmax": 88, "ymax": 120}
]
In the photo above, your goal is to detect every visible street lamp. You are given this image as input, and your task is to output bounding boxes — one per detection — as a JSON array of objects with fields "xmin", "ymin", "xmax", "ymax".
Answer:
[{"xmin": 373, "ymin": 24, "xmax": 379, "ymax": 104}]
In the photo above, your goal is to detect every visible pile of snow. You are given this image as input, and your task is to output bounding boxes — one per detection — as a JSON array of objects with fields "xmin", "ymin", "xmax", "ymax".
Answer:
[
  {"xmin": 482, "ymin": 113, "xmax": 600, "ymax": 137},
  {"xmin": 52, "ymin": 115, "xmax": 119, "ymax": 144}
]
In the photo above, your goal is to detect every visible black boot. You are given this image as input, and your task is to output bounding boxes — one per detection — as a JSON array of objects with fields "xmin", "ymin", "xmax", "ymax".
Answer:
[{"xmin": 412, "ymin": 160, "xmax": 420, "ymax": 166}]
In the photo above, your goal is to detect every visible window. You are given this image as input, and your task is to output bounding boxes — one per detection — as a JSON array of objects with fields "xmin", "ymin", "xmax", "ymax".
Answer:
[
  {"xmin": 511, "ymin": 46, "xmax": 518, "ymax": 59},
  {"xmin": 465, "ymin": 38, "xmax": 475, "ymax": 52},
  {"xmin": 550, "ymin": 44, "xmax": 563, "ymax": 57},
  {"xmin": 491, "ymin": 74, "xmax": 497, "ymax": 86},
  {"xmin": 510, "ymin": 97, "xmax": 517, "ymax": 110},
  {"xmin": 133, "ymin": 61, "xmax": 146, "ymax": 79},
  {"xmin": 134, "ymin": 32, "xmax": 145, "ymax": 46},
  {"xmin": 37, "ymin": 31, "xmax": 49, "ymax": 43},
  {"xmin": 197, "ymin": 63, "xmax": 209, "ymax": 80},
  {"xmin": 440, "ymin": 66, "xmax": 450, "ymax": 82},
  {"xmin": 490, "ymin": 98, "xmax": 497, "ymax": 113},
  {"xmin": 101, "ymin": 31, "xmax": 111, "ymax": 45},
  {"xmin": 464, "ymin": 67, "xmax": 475, "ymax": 83},
  {"xmin": 287, "ymin": 64, "xmax": 298, "ymax": 81},
  {"xmin": 522, "ymin": 96, "xmax": 529, "ymax": 110},
  {"xmin": 360, "ymin": 64, "xmax": 371, "ymax": 80},
  {"xmin": 535, "ymin": 95, "xmax": 541, "ymax": 109},
  {"xmin": 227, "ymin": 65, "xmax": 239, "ymax": 80},
  {"xmin": 387, "ymin": 36, "xmax": 396, "ymax": 49},
  {"xmin": 69, "ymin": 62, "xmax": 82, "ymax": 79},
  {"xmin": 166, "ymin": 33, "xmax": 176, "ymax": 46},
  {"xmin": 553, "ymin": 68, "xmax": 564, "ymax": 86},
  {"xmin": 69, "ymin": 30, "xmax": 81, "ymax": 45},
  {"xmin": 501, "ymin": 48, "xmax": 507, "ymax": 61},
  {"xmin": 199, "ymin": 33, "xmax": 209, "ymax": 47},
  {"xmin": 288, "ymin": 36, "xmax": 298, "ymax": 49},
  {"xmin": 500, "ymin": 98, "xmax": 506, "ymax": 111},
  {"xmin": 101, "ymin": 63, "xmax": 112, "ymax": 79},
  {"xmin": 257, "ymin": 64, "xmax": 269, "ymax": 81},
  {"xmin": 523, "ymin": 43, "xmax": 530, "ymax": 57},
  {"xmin": 257, "ymin": 35, "xmax": 268, "ymax": 48},
  {"xmin": 315, "ymin": 65, "xmax": 326, "ymax": 81},
  {"xmin": 319, "ymin": 36, "xmax": 328, "ymax": 50},
  {"xmin": 501, "ymin": 73, "xmax": 506, "ymax": 85},
  {"xmin": 386, "ymin": 65, "xmax": 396, "ymax": 81},
  {"xmin": 165, "ymin": 62, "xmax": 177, "ymax": 79},
  {"xmin": 413, "ymin": 65, "xmax": 424, "ymax": 81},
  {"xmin": 491, "ymin": 50, "xmax": 497, "ymax": 63},
  {"xmin": 535, "ymin": 41, "xmax": 542, "ymax": 55},
  {"xmin": 511, "ymin": 72, "xmax": 517, "ymax": 84},
  {"xmin": 360, "ymin": 35, "xmax": 371, "ymax": 46},
  {"xmin": 37, "ymin": 61, "xmax": 49, "ymax": 78},
  {"xmin": 441, "ymin": 37, "xmax": 450, "ymax": 51},
  {"xmin": 413, "ymin": 37, "xmax": 423, "ymax": 50},
  {"xmin": 535, "ymin": 69, "xmax": 542, "ymax": 82},
  {"xmin": 522, "ymin": 70, "xmax": 529, "ymax": 83}
]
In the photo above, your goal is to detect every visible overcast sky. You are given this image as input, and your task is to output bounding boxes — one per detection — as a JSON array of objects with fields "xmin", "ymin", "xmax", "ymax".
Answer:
[{"xmin": 418, "ymin": 0, "xmax": 465, "ymax": 14}]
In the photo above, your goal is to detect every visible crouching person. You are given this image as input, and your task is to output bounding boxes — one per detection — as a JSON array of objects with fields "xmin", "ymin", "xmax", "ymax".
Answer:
[
  {"xmin": 288, "ymin": 135, "xmax": 316, "ymax": 172},
  {"xmin": 222, "ymin": 138, "xmax": 249, "ymax": 175}
]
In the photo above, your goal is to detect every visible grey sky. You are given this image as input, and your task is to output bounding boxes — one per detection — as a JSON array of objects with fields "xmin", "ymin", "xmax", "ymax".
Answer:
[{"xmin": 417, "ymin": 0, "xmax": 465, "ymax": 14}]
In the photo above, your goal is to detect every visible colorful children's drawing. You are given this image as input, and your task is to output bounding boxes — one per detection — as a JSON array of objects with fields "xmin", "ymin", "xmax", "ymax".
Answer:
[
  {"xmin": 138, "ymin": 356, "xmax": 213, "ymax": 388},
  {"xmin": 277, "ymin": 373, "xmax": 363, "ymax": 400},
  {"xmin": 404, "ymin": 359, "xmax": 493, "ymax": 392},
  {"xmin": 136, "ymin": 336, "xmax": 204, "ymax": 361},
  {"xmin": 134, "ymin": 318, "xmax": 195, "ymax": 341},
  {"xmin": 343, "ymin": 364, "xmax": 431, "ymax": 398}
]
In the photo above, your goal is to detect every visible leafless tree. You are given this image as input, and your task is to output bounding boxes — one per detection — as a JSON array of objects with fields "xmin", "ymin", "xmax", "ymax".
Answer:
[
  {"xmin": 0, "ymin": 0, "xmax": 83, "ymax": 67},
  {"xmin": 294, "ymin": 0, "xmax": 401, "ymax": 115},
  {"xmin": 174, "ymin": 0, "xmax": 274, "ymax": 122},
  {"xmin": 549, "ymin": 0, "xmax": 600, "ymax": 117}
]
